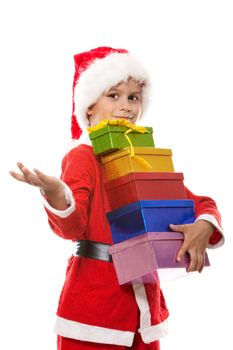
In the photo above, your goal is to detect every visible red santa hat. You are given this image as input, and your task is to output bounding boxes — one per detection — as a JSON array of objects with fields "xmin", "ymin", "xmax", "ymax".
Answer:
[{"xmin": 71, "ymin": 46, "xmax": 150, "ymax": 139}]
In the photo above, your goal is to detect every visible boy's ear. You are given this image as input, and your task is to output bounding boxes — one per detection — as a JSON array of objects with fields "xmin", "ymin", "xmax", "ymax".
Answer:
[
  {"xmin": 87, "ymin": 105, "xmax": 94, "ymax": 117},
  {"xmin": 87, "ymin": 109, "xmax": 92, "ymax": 117}
]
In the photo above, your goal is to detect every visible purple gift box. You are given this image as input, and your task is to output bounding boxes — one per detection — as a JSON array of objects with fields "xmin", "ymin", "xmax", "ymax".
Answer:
[{"xmin": 109, "ymin": 232, "xmax": 210, "ymax": 285}]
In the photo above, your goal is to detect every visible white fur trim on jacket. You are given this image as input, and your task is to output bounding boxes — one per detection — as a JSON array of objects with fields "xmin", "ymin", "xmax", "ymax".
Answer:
[
  {"xmin": 40, "ymin": 181, "xmax": 76, "ymax": 218},
  {"xmin": 132, "ymin": 283, "xmax": 169, "ymax": 343},
  {"xmin": 139, "ymin": 319, "xmax": 169, "ymax": 343},
  {"xmin": 74, "ymin": 52, "xmax": 151, "ymax": 130},
  {"xmin": 55, "ymin": 316, "xmax": 134, "ymax": 346},
  {"xmin": 195, "ymin": 214, "xmax": 225, "ymax": 248}
]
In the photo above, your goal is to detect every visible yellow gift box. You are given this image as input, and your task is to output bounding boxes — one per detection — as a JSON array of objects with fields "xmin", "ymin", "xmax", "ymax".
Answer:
[{"xmin": 101, "ymin": 147, "xmax": 174, "ymax": 181}]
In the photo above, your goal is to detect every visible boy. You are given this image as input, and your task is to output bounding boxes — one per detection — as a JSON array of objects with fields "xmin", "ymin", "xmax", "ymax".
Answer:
[{"xmin": 10, "ymin": 47, "xmax": 224, "ymax": 350}]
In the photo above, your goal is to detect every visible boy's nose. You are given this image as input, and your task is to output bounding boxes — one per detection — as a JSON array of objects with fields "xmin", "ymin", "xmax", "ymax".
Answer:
[
  {"xmin": 120, "ymin": 98, "xmax": 132, "ymax": 112},
  {"xmin": 120, "ymin": 106, "xmax": 132, "ymax": 112}
]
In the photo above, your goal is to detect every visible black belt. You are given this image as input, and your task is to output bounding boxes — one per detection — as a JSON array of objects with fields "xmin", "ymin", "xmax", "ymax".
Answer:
[{"xmin": 76, "ymin": 240, "xmax": 113, "ymax": 262}]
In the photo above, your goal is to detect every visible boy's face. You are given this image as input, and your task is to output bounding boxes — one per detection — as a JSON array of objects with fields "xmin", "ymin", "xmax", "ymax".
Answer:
[{"xmin": 87, "ymin": 78, "xmax": 143, "ymax": 126}]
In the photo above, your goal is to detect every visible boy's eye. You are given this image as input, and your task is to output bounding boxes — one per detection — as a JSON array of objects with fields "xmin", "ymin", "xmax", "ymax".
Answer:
[
  {"xmin": 129, "ymin": 95, "xmax": 139, "ymax": 101},
  {"xmin": 108, "ymin": 93, "xmax": 119, "ymax": 99}
]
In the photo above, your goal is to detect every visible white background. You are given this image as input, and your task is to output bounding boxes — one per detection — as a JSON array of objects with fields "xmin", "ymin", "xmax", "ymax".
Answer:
[{"xmin": 0, "ymin": 1, "xmax": 232, "ymax": 349}]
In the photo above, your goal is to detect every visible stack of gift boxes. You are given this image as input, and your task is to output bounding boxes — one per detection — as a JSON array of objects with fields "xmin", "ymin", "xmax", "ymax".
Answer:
[{"xmin": 89, "ymin": 121, "xmax": 209, "ymax": 285}]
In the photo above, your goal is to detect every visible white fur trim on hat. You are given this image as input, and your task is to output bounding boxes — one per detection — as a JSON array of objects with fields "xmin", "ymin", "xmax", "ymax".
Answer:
[{"xmin": 74, "ymin": 52, "xmax": 151, "ymax": 130}]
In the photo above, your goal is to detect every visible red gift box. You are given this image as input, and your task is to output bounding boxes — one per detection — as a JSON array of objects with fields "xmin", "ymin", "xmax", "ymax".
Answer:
[{"xmin": 105, "ymin": 172, "xmax": 187, "ymax": 210}]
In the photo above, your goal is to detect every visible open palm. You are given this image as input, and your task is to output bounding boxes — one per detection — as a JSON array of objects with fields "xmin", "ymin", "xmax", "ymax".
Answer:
[{"xmin": 9, "ymin": 162, "xmax": 62, "ymax": 193}]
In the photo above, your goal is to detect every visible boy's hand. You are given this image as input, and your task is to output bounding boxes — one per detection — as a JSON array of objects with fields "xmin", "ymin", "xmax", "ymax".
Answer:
[
  {"xmin": 9, "ymin": 162, "xmax": 69, "ymax": 210},
  {"xmin": 9, "ymin": 162, "xmax": 62, "ymax": 193},
  {"xmin": 170, "ymin": 220, "xmax": 214, "ymax": 273}
]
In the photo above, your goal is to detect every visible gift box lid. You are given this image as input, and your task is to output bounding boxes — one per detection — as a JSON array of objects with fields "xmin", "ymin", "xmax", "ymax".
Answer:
[
  {"xmin": 105, "ymin": 172, "xmax": 184, "ymax": 191},
  {"xmin": 109, "ymin": 231, "xmax": 185, "ymax": 254},
  {"xmin": 107, "ymin": 199, "xmax": 194, "ymax": 220},
  {"xmin": 101, "ymin": 147, "xmax": 172, "ymax": 163},
  {"xmin": 89, "ymin": 125, "xmax": 153, "ymax": 140}
]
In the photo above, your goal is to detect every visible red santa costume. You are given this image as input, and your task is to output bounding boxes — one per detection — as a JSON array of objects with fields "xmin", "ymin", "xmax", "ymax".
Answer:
[{"xmin": 42, "ymin": 47, "xmax": 224, "ymax": 349}]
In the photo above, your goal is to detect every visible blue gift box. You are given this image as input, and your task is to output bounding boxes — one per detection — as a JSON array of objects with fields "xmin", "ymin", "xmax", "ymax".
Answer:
[{"xmin": 107, "ymin": 200, "xmax": 195, "ymax": 243}]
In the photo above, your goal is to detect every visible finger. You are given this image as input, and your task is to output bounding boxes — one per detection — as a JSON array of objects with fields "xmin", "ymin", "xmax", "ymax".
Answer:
[
  {"xmin": 17, "ymin": 162, "xmax": 34, "ymax": 177},
  {"xmin": 16, "ymin": 162, "xmax": 26, "ymax": 171},
  {"xmin": 187, "ymin": 249, "xmax": 198, "ymax": 272},
  {"xmin": 9, "ymin": 171, "xmax": 29, "ymax": 183},
  {"xmin": 16, "ymin": 163, "xmax": 43, "ymax": 186},
  {"xmin": 176, "ymin": 243, "xmax": 188, "ymax": 262},
  {"xmin": 198, "ymin": 253, "xmax": 206, "ymax": 273},
  {"xmin": 33, "ymin": 168, "xmax": 49, "ymax": 182},
  {"xmin": 196, "ymin": 252, "xmax": 204, "ymax": 273},
  {"xmin": 170, "ymin": 224, "xmax": 186, "ymax": 233}
]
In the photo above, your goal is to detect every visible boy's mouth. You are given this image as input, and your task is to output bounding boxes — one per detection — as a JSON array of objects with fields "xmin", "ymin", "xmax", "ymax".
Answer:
[{"xmin": 112, "ymin": 116, "xmax": 132, "ymax": 120}]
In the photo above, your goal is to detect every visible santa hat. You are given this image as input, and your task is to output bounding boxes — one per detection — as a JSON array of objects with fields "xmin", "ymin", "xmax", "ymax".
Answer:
[{"xmin": 71, "ymin": 46, "xmax": 150, "ymax": 139}]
